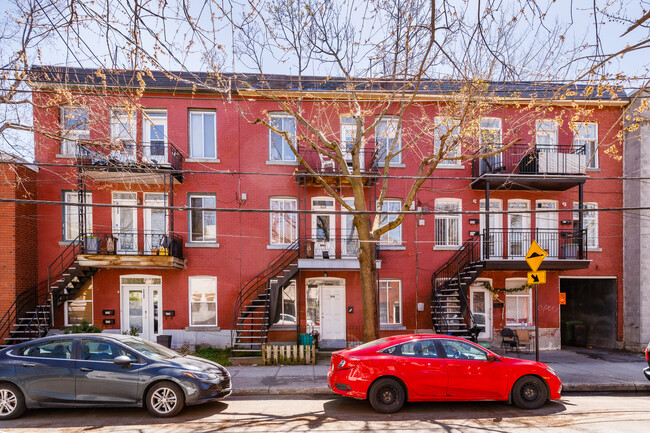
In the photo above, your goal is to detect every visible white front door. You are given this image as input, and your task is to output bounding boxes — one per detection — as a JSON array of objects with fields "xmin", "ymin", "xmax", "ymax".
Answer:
[
  {"xmin": 143, "ymin": 193, "xmax": 167, "ymax": 252},
  {"xmin": 508, "ymin": 200, "xmax": 531, "ymax": 258},
  {"xmin": 312, "ymin": 198, "xmax": 336, "ymax": 258},
  {"xmin": 121, "ymin": 276, "xmax": 162, "ymax": 341},
  {"xmin": 470, "ymin": 283, "xmax": 492, "ymax": 340},
  {"xmin": 112, "ymin": 192, "xmax": 138, "ymax": 253},
  {"xmin": 536, "ymin": 201, "xmax": 558, "ymax": 258},
  {"xmin": 320, "ymin": 285, "xmax": 346, "ymax": 340},
  {"xmin": 480, "ymin": 199, "xmax": 503, "ymax": 259}
]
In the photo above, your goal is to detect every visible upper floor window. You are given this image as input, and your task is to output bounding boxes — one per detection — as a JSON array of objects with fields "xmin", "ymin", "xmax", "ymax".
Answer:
[
  {"xmin": 376, "ymin": 117, "xmax": 401, "ymax": 164},
  {"xmin": 479, "ymin": 118, "xmax": 502, "ymax": 148},
  {"xmin": 110, "ymin": 108, "xmax": 137, "ymax": 162},
  {"xmin": 379, "ymin": 199, "xmax": 402, "ymax": 246},
  {"xmin": 60, "ymin": 106, "xmax": 90, "ymax": 156},
  {"xmin": 63, "ymin": 190, "xmax": 93, "ymax": 241},
  {"xmin": 189, "ymin": 194, "xmax": 216, "ymax": 243},
  {"xmin": 536, "ymin": 120, "xmax": 558, "ymax": 150},
  {"xmin": 269, "ymin": 114, "xmax": 297, "ymax": 162},
  {"xmin": 143, "ymin": 110, "xmax": 167, "ymax": 164},
  {"xmin": 573, "ymin": 122, "xmax": 598, "ymax": 169},
  {"xmin": 189, "ymin": 111, "xmax": 217, "ymax": 159},
  {"xmin": 435, "ymin": 199, "xmax": 461, "ymax": 247},
  {"xmin": 434, "ymin": 117, "xmax": 461, "ymax": 166},
  {"xmin": 270, "ymin": 198, "xmax": 297, "ymax": 245}
]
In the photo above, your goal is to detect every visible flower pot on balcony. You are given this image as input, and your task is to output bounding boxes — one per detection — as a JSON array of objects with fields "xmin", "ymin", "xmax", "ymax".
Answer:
[{"xmin": 84, "ymin": 236, "xmax": 102, "ymax": 254}]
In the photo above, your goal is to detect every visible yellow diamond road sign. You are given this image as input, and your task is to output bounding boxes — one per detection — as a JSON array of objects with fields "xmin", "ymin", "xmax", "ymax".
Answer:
[
  {"xmin": 525, "ymin": 240, "xmax": 548, "ymax": 272},
  {"xmin": 527, "ymin": 270, "xmax": 546, "ymax": 285}
]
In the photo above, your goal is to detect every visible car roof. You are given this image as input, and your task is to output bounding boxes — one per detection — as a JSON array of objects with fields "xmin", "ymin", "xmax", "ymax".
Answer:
[{"xmin": 3, "ymin": 333, "xmax": 136, "ymax": 350}]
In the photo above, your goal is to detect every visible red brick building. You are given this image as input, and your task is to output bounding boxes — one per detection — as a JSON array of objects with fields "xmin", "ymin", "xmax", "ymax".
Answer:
[
  {"xmin": 0, "ymin": 153, "xmax": 38, "ymax": 342},
  {"xmin": 21, "ymin": 67, "xmax": 626, "ymax": 351}
]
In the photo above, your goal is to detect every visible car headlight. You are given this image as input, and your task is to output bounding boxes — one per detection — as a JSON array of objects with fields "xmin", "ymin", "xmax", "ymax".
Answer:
[
  {"xmin": 183, "ymin": 370, "xmax": 220, "ymax": 381},
  {"xmin": 545, "ymin": 366, "xmax": 557, "ymax": 376}
]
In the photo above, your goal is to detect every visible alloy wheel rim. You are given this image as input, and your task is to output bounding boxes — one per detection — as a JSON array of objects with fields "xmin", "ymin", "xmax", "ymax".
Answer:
[
  {"xmin": 379, "ymin": 386, "xmax": 396, "ymax": 405},
  {"xmin": 151, "ymin": 387, "xmax": 177, "ymax": 413},
  {"xmin": 0, "ymin": 389, "xmax": 17, "ymax": 415},
  {"xmin": 521, "ymin": 383, "xmax": 539, "ymax": 401}
]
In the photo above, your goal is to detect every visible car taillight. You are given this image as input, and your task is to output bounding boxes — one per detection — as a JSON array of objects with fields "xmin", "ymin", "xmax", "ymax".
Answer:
[
  {"xmin": 646, "ymin": 347, "xmax": 649, "ymax": 363},
  {"xmin": 336, "ymin": 357, "xmax": 358, "ymax": 370}
]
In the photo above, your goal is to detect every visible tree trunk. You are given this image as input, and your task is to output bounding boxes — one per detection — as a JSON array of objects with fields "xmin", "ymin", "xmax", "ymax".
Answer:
[{"xmin": 356, "ymin": 215, "xmax": 380, "ymax": 342}]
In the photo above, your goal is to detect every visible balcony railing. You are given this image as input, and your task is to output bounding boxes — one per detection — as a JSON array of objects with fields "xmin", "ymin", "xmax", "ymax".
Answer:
[
  {"xmin": 472, "ymin": 144, "xmax": 587, "ymax": 177},
  {"xmin": 81, "ymin": 231, "xmax": 183, "ymax": 259},
  {"xmin": 482, "ymin": 228, "xmax": 587, "ymax": 260},
  {"xmin": 74, "ymin": 141, "xmax": 183, "ymax": 173},
  {"xmin": 297, "ymin": 237, "xmax": 380, "ymax": 260},
  {"xmin": 295, "ymin": 148, "xmax": 380, "ymax": 174}
]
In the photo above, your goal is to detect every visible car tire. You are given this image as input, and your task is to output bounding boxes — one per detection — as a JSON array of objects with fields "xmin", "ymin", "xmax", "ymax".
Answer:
[
  {"xmin": 146, "ymin": 381, "xmax": 185, "ymax": 418},
  {"xmin": 511, "ymin": 375, "xmax": 548, "ymax": 410},
  {"xmin": 368, "ymin": 377, "xmax": 406, "ymax": 414},
  {"xmin": 0, "ymin": 383, "xmax": 26, "ymax": 420}
]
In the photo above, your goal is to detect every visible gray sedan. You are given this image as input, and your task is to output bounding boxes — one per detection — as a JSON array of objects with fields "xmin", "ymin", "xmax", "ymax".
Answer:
[{"xmin": 0, "ymin": 333, "xmax": 231, "ymax": 419}]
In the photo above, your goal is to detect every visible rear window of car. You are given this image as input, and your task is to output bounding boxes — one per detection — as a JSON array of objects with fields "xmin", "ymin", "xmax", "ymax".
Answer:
[
  {"xmin": 14, "ymin": 340, "xmax": 74, "ymax": 359},
  {"xmin": 347, "ymin": 338, "xmax": 389, "ymax": 352}
]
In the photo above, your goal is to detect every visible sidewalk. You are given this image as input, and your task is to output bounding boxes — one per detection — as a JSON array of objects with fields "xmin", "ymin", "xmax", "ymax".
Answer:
[{"xmin": 228, "ymin": 347, "xmax": 650, "ymax": 396}]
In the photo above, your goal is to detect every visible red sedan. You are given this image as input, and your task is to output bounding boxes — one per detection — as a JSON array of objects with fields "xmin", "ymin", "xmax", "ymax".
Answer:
[{"xmin": 328, "ymin": 334, "xmax": 562, "ymax": 413}]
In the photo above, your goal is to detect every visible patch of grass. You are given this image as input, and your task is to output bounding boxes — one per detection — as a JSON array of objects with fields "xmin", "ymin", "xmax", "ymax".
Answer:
[{"xmin": 192, "ymin": 346, "xmax": 233, "ymax": 366}]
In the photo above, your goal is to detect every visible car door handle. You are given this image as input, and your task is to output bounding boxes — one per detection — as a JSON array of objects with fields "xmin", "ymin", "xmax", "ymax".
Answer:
[
  {"xmin": 22, "ymin": 363, "xmax": 35, "ymax": 367},
  {"xmin": 80, "ymin": 367, "xmax": 93, "ymax": 372}
]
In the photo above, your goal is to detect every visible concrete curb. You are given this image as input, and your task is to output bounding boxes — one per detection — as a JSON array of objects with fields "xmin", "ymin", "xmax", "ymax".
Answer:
[{"xmin": 563, "ymin": 382, "xmax": 650, "ymax": 392}]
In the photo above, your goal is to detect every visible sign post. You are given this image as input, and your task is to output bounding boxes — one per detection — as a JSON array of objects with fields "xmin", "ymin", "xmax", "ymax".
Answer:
[{"xmin": 525, "ymin": 240, "xmax": 548, "ymax": 362}]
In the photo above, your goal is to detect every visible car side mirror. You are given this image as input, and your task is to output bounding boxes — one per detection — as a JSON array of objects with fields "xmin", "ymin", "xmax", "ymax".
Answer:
[
  {"xmin": 486, "ymin": 354, "xmax": 498, "ymax": 362},
  {"xmin": 113, "ymin": 355, "xmax": 133, "ymax": 365}
]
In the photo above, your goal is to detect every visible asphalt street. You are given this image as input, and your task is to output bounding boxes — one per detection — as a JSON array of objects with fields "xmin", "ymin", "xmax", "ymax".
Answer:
[{"xmin": 1, "ymin": 394, "xmax": 649, "ymax": 432}]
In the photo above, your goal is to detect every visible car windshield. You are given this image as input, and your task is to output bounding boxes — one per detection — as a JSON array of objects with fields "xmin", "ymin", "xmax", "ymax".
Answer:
[
  {"xmin": 348, "ymin": 338, "xmax": 389, "ymax": 352},
  {"xmin": 118, "ymin": 337, "xmax": 180, "ymax": 360}
]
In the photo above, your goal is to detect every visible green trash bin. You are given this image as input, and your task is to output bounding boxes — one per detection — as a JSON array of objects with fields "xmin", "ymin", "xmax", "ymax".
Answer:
[
  {"xmin": 564, "ymin": 320, "xmax": 583, "ymax": 346},
  {"xmin": 299, "ymin": 333, "xmax": 313, "ymax": 346}
]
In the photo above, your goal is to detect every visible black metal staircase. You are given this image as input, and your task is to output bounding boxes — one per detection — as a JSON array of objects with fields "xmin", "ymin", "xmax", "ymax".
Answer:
[
  {"xmin": 430, "ymin": 236, "xmax": 485, "ymax": 340},
  {"xmin": 0, "ymin": 237, "xmax": 97, "ymax": 347},
  {"xmin": 231, "ymin": 240, "xmax": 300, "ymax": 354}
]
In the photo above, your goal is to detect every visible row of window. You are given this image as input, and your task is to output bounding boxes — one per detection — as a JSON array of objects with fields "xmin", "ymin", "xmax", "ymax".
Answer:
[
  {"xmin": 59, "ymin": 107, "xmax": 601, "ymax": 168},
  {"xmin": 63, "ymin": 192, "xmax": 599, "ymax": 249}
]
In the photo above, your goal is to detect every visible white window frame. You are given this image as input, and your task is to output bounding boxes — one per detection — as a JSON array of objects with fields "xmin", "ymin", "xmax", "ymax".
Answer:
[
  {"xmin": 189, "ymin": 110, "xmax": 217, "ymax": 159},
  {"xmin": 505, "ymin": 278, "xmax": 532, "ymax": 327},
  {"xmin": 110, "ymin": 107, "xmax": 137, "ymax": 162},
  {"xmin": 269, "ymin": 114, "xmax": 297, "ymax": 162},
  {"xmin": 434, "ymin": 198, "xmax": 462, "ymax": 248},
  {"xmin": 64, "ymin": 281, "xmax": 93, "ymax": 327},
  {"xmin": 341, "ymin": 198, "xmax": 359, "ymax": 257},
  {"xmin": 378, "ymin": 279, "xmax": 402, "ymax": 325},
  {"xmin": 434, "ymin": 117, "xmax": 462, "ymax": 167},
  {"xmin": 63, "ymin": 191, "xmax": 93, "ymax": 241},
  {"xmin": 270, "ymin": 197, "xmax": 298, "ymax": 246},
  {"xmin": 376, "ymin": 116, "xmax": 401, "ymax": 165},
  {"xmin": 574, "ymin": 201, "xmax": 599, "ymax": 248},
  {"xmin": 573, "ymin": 122, "xmax": 598, "ymax": 169},
  {"xmin": 536, "ymin": 119, "xmax": 558, "ymax": 150},
  {"xmin": 378, "ymin": 199, "xmax": 402, "ymax": 246},
  {"xmin": 188, "ymin": 276, "xmax": 218, "ymax": 326},
  {"xmin": 143, "ymin": 110, "xmax": 168, "ymax": 164},
  {"xmin": 188, "ymin": 194, "xmax": 217, "ymax": 243},
  {"xmin": 60, "ymin": 106, "xmax": 90, "ymax": 156}
]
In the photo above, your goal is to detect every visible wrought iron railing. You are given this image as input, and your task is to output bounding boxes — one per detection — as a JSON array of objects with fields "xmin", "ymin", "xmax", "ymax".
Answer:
[
  {"xmin": 482, "ymin": 228, "xmax": 588, "ymax": 260},
  {"xmin": 295, "ymin": 148, "xmax": 380, "ymax": 174},
  {"xmin": 230, "ymin": 240, "xmax": 300, "ymax": 347},
  {"xmin": 74, "ymin": 141, "xmax": 183, "ymax": 173},
  {"xmin": 472, "ymin": 143, "xmax": 587, "ymax": 177},
  {"xmin": 430, "ymin": 236, "xmax": 482, "ymax": 335},
  {"xmin": 81, "ymin": 232, "xmax": 183, "ymax": 258}
]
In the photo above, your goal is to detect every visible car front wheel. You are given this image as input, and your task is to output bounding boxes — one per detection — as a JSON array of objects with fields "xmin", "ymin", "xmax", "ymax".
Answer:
[
  {"xmin": 511, "ymin": 375, "xmax": 548, "ymax": 409},
  {"xmin": 368, "ymin": 378, "xmax": 405, "ymax": 414},
  {"xmin": 146, "ymin": 381, "xmax": 185, "ymax": 417},
  {"xmin": 0, "ymin": 383, "xmax": 26, "ymax": 420}
]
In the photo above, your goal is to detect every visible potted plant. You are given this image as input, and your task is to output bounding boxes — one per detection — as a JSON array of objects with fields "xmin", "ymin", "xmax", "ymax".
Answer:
[{"xmin": 84, "ymin": 235, "xmax": 102, "ymax": 254}]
